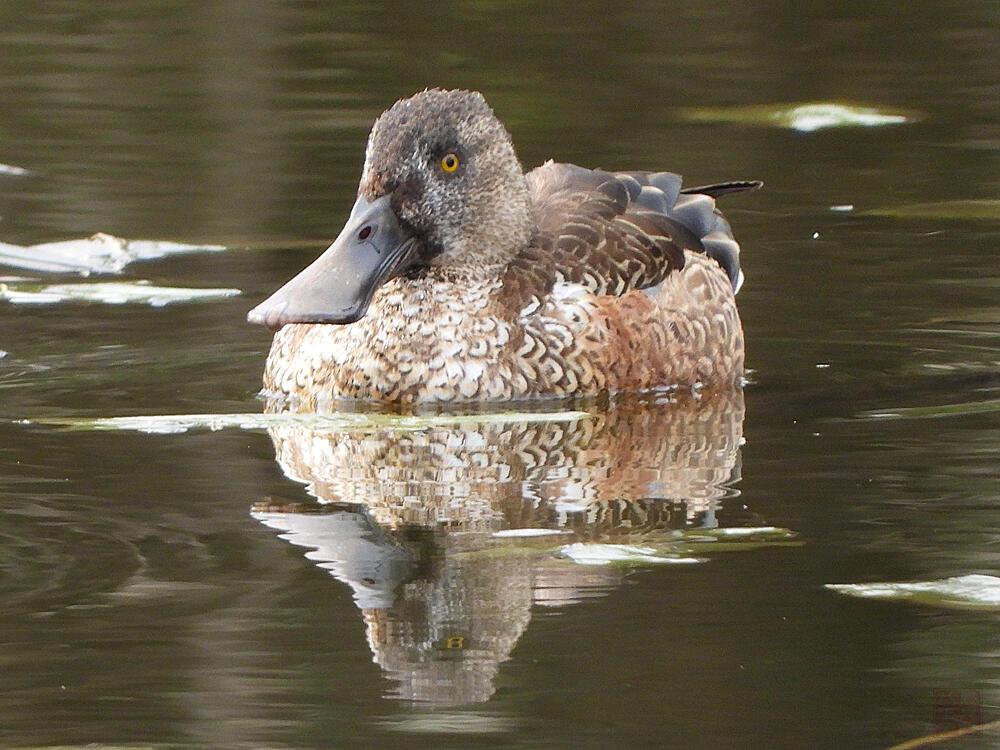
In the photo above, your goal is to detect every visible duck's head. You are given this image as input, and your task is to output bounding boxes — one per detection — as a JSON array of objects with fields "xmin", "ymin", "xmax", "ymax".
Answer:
[{"xmin": 248, "ymin": 89, "xmax": 532, "ymax": 331}]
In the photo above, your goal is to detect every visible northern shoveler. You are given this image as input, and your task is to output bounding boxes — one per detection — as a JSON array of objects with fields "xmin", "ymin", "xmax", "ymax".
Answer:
[{"xmin": 248, "ymin": 89, "xmax": 760, "ymax": 405}]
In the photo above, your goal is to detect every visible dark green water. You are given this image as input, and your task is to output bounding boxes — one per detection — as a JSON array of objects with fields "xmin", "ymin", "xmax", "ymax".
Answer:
[{"xmin": 1, "ymin": 2, "xmax": 999, "ymax": 748}]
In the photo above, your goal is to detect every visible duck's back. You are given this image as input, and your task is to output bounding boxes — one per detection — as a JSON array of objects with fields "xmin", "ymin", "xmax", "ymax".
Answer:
[
  {"xmin": 487, "ymin": 162, "xmax": 757, "ymax": 397},
  {"xmin": 516, "ymin": 161, "xmax": 754, "ymax": 297}
]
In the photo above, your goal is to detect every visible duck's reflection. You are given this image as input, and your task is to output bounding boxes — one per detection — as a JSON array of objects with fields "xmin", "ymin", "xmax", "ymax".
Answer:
[{"xmin": 253, "ymin": 389, "xmax": 750, "ymax": 705}]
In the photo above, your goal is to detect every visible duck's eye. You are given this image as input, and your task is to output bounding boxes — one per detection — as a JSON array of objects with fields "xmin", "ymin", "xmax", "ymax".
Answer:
[
  {"xmin": 358, "ymin": 225, "xmax": 373, "ymax": 241},
  {"xmin": 440, "ymin": 153, "xmax": 459, "ymax": 172}
]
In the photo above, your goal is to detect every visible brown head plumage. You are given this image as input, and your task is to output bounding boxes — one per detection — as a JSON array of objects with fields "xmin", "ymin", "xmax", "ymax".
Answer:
[{"xmin": 360, "ymin": 89, "xmax": 533, "ymax": 271}]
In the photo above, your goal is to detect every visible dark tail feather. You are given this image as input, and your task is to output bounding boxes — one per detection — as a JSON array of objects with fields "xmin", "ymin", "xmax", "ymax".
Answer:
[{"xmin": 681, "ymin": 180, "xmax": 763, "ymax": 199}]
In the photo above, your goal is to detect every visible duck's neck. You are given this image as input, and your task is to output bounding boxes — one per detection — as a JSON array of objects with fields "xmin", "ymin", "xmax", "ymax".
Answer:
[
  {"xmin": 413, "ymin": 261, "xmax": 510, "ymax": 284},
  {"xmin": 427, "ymin": 171, "xmax": 534, "ymax": 270}
]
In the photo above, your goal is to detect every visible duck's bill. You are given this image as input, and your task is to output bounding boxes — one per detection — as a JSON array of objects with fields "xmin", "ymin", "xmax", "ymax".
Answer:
[{"xmin": 247, "ymin": 194, "xmax": 418, "ymax": 331}]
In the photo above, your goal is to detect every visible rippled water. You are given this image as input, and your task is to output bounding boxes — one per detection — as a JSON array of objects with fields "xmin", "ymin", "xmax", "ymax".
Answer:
[{"xmin": 2, "ymin": 2, "xmax": 999, "ymax": 748}]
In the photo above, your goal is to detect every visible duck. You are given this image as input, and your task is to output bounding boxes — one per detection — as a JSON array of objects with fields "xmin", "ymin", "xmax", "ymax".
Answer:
[{"xmin": 248, "ymin": 88, "xmax": 761, "ymax": 406}]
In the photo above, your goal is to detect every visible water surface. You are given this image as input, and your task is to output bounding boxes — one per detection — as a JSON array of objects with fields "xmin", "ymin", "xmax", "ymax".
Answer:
[{"xmin": 1, "ymin": 2, "xmax": 999, "ymax": 748}]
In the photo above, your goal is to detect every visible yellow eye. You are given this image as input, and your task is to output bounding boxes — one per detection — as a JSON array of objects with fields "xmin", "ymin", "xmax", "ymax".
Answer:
[{"xmin": 440, "ymin": 153, "xmax": 459, "ymax": 172}]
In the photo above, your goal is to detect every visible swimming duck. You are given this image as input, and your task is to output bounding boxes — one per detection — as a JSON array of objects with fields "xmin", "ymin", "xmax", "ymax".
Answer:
[{"xmin": 248, "ymin": 89, "xmax": 760, "ymax": 405}]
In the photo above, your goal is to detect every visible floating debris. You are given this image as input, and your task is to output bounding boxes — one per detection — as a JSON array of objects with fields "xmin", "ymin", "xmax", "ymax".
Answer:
[
  {"xmin": 859, "ymin": 399, "xmax": 1000, "ymax": 420},
  {"xmin": 863, "ymin": 199, "xmax": 1000, "ymax": 221},
  {"xmin": 678, "ymin": 102, "xmax": 914, "ymax": 132},
  {"xmin": 558, "ymin": 543, "xmax": 703, "ymax": 566},
  {"xmin": 0, "ymin": 232, "xmax": 226, "ymax": 275},
  {"xmin": 31, "ymin": 409, "xmax": 594, "ymax": 435},
  {"xmin": 381, "ymin": 711, "xmax": 514, "ymax": 735},
  {"xmin": 0, "ymin": 280, "xmax": 241, "ymax": 307},
  {"xmin": 829, "ymin": 204, "xmax": 854, "ymax": 213},
  {"xmin": 0, "ymin": 163, "xmax": 30, "ymax": 176},
  {"xmin": 675, "ymin": 526, "xmax": 801, "ymax": 552},
  {"xmin": 704, "ymin": 526, "xmax": 788, "ymax": 537},
  {"xmin": 826, "ymin": 574, "xmax": 1000, "ymax": 610},
  {"xmin": 492, "ymin": 528, "xmax": 572, "ymax": 538}
]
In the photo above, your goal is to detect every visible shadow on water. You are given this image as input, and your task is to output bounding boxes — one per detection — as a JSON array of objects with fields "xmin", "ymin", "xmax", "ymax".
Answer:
[{"xmin": 250, "ymin": 390, "xmax": 787, "ymax": 707}]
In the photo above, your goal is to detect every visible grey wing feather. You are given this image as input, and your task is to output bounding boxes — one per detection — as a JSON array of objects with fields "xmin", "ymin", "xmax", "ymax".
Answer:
[
  {"xmin": 524, "ymin": 161, "xmax": 757, "ymax": 294},
  {"xmin": 681, "ymin": 180, "xmax": 763, "ymax": 198}
]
